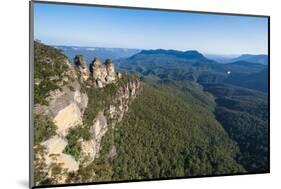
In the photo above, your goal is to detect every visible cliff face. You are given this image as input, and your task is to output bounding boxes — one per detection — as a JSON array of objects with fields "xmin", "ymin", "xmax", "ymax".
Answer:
[
  {"xmin": 81, "ymin": 78, "xmax": 141, "ymax": 164},
  {"xmin": 74, "ymin": 55, "xmax": 90, "ymax": 81},
  {"xmin": 35, "ymin": 81, "xmax": 88, "ymax": 135},
  {"xmin": 34, "ymin": 81, "xmax": 88, "ymax": 179},
  {"xmin": 75, "ymin": 56, "xmax": 118, "ymax": 88},
  {"xmin": 33, "ymin": 42, "xmax": 142, "ymax": 185}
]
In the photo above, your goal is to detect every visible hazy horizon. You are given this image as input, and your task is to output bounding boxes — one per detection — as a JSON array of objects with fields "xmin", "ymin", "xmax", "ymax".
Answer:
[{"xmin": 45, "ymin": 43, "xmax": 267, "ymax": 57}]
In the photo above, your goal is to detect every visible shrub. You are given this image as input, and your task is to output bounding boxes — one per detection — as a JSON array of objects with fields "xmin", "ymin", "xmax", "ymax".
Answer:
[
  {"xmin": 83, "ymin": 84, "xmax": 118, "ymax": 128},
  {"xmin": 63, "ymin": 125, "xmax": 91, "ymax": 161},
  {"xmin": 34, "ymin": 114, "xmax": 57, "ymax": 145},
  {"xmin": 34, "ymin": 41, "xmax": 70, "ymax": 105}
]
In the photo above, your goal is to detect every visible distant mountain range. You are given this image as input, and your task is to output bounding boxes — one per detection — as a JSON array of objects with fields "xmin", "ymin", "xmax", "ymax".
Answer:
[
  {"xmin": 55, "ymin": 45, "xmax": 268, "ymax": 66},
  {"xmin": 205, "ymin": 54, "xmax": 268, "ymax": 65},
  {"xmin": 229, "ymin": 54, "xmax": 268, "ymax": 65},
  {"xmin": 54, "ymin": 45, "xmax": 141, "ymax": 64},
  {"xmin": 53, "ymin": 46, "xmax": 268, "ymax": 92},
  {"xmin": 117, "ymin": 49, "xmax": 268, "ymax": 92},
  {"xmin": 130, "ymin": 49, "xmax": 209, "ymax": 61}
]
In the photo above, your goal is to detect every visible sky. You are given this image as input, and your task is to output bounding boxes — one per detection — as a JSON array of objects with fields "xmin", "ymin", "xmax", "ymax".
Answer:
[{"xmin": 33, "ymin": 2, "xmax": 268, "ymax": 55}]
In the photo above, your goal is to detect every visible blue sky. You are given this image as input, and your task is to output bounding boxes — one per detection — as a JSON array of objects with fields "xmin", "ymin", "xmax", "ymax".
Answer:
[{"xmin": 34, "ymin": 2, "xmax": 268, "ymax": 55}]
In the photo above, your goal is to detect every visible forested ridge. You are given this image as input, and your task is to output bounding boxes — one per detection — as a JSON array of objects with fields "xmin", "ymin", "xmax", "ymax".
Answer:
[
  {"xmin": 203, "ymin": 83, "xmax": 269, "ymax": 173},
  {"xmin": 88, "ymin": 71, "xmax": 268, "ymax": 181},
  {"xmin": 88, "ymin": 82, "xmax": 246, "ymax": 181}
]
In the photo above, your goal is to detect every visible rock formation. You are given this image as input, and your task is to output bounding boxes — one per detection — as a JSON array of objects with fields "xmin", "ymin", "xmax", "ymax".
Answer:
[
  {"xmin": 35, "ymin": 78, "xmax": 141, "ymax": 184},
  {"xmin": 80, "ymin": 78, "xmax": 141, "ymax": 164},
  {"xmin": 104, "ymin": 59, "xmax": 116, "ymax": 83},
  {"xmin": 33, "ymin": 42, "xmax": 142, "ymax": 185},
  {"xmin": 34, "ymin": 80, "xmax": 88, "ymax": 184},
  {"xmin": 73, "ymin": 55, "xmax": 118, "ymax": 88},
  {"xmin": 89, "ymin": 58, "xmax": 117, "ymax": 88},
  {"xmin": 74, "ymin": 55, "xmax": 90, "ymax": 81}
]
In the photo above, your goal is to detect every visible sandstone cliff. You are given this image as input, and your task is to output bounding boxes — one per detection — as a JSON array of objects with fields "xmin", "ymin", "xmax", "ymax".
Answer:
[
  {"xmin": 74, "ymin": 55, "xmax": 90, "ymax": 81},
  {"xmin": 33, "ymin": 42, "xmax": 142, "ymax": 185},
  {"xmin": 75, "ymin": 55, "xmax": 118, "ymax": 88},
  {"xmin": 80, "ymin": 78, "xmax": 141, "ymax": 164}
]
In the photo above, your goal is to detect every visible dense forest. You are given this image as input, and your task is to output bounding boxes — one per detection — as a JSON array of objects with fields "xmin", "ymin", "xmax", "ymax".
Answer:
[
  {"xmin": 91, "ymin": 50, "xmax": 268, "ymax": 180},
  {"xmin": 79, "ymin": 81, "xmax": 247, "ymax": 181},
  {"xmin": 203, "ymin": 83, "xmax": 268, "ymax": 173},
  {"xmin": 111, "ymin": 83, "xmax": 245, "ymax": 180}
]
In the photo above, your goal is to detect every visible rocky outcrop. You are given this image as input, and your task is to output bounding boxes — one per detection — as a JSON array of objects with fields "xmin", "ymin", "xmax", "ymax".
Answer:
[
  {"xmin": 34, "ymin": 80, "xmax": 88, "ymax": 184},
  {"xmin": 104, "ymin": 59, "xmax": 116, "ymax": 83},
  {"xmin": 73, "ymin": 55, "xmax": 118, "ymax": 88},
  {"xmin": 89, "ymin": 58, "xmax": 117, "ymax": 88},
  {"xmin": 35, "ymin": 77, "xmax": 141, "ymax": 184},
  {"xmin": 33, "ymin": 42, "xmax": 142, "ymax": 185},
  {"xmin": 81, "ymin": 78, "xmax": 141, "ymax": 164},
  {"xmin": 41, "ymin": 136, "xmax": 79, "ymax": 177},
  {"xmin": 35, "ymin": 81, "xmax": 88, "ymax": 136},
  {"xmin": 74, "ymin": 55, "xmax": 90, "ymax": 81}
]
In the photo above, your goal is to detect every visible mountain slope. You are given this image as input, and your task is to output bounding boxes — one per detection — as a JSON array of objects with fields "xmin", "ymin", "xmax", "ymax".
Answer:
[
  {"xmin": 205, "ymin": 54, "xmax": 268, "ymax": 65},
  {"xmin": 110, "ymin": 83, "xmax": 245, "ymax": 180},
  {"xmin": 117, "ymin": 49, "xmax": 268, "ymax": 92},
  {"xmin": 117, "ymin": 49, "xmax": 227, "ymax": 83},
  {"xmin": 229, "ymin": 54, "xmax": 268, "ymax": 65},
  {"xmin": 223, "ymin": 61, "xmax": 266, "ymax": 74},
  {"xmin": 224, "ymin": 68, "xmax": 268, "ymax": 92},
  {"xmin": 203, "ymin": 83, "xmax": 269, "ymax": 173},
  {"xmin": 33, "ymin": 41, "xmax": 142, "ymax": 186},
  {"xmin": 129, "ymin": 49, "xmax": 209, "ymax": 61}
]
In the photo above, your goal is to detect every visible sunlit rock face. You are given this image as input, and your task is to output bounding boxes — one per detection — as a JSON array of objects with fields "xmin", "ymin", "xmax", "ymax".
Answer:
[
  {"xmin": 105, "ymin": 59, "xmax": 116, "ymax": 83},
  {"xmin": 34, "ymin": 81, "xmax": 88, "ymax": 132},
  {"xmin": 73, "ymin": 55, "xmax": 119, "ymax": 88},
  {"xmin": 34, "ymin": 80, "xmax": 88, "ymax": 184},
  {"xmin": 80, "ymin": 78, "xmax": 142, "ymax": 164},
  {"xmin": 41, "ymin": 135, "xmax": 79, "ymax": 179},
  {"xmin": 89, "ymin": 58, "xmax": 117, "ymax": 88},
  {"xmin": 34, "ymin": 68, "xmax": 141, "ymax": 184},
  {"xmin": 74, "ymin": 55, "xmax": 90, "ymax": 81},
  {"xmin": 33, "ymin": 42, "xmax": 142, "ymax": 185}
]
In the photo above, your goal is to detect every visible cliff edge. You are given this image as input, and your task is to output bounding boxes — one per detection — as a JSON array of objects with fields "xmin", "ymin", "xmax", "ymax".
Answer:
[{"xmin": 33, "ymin": 41, "xmax": 142, "ymax": 185}]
